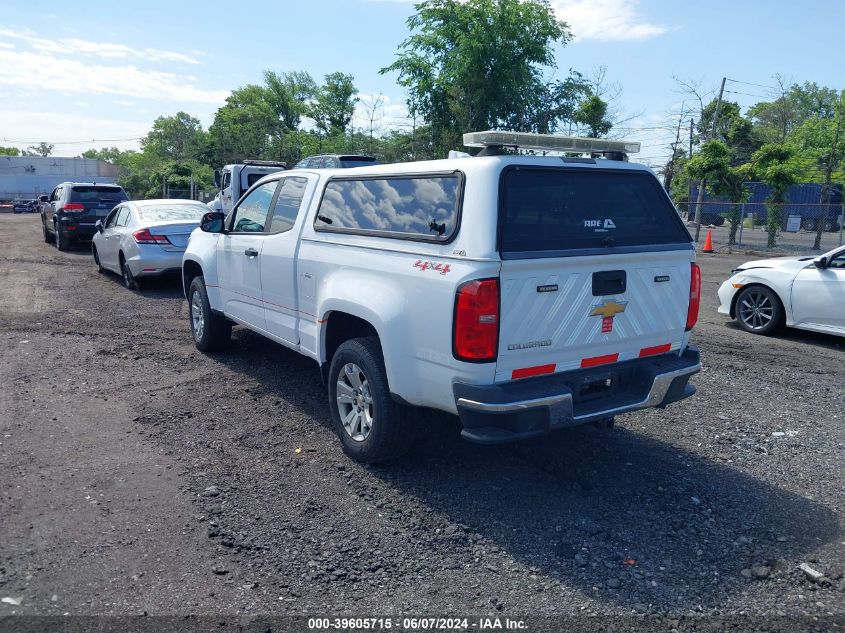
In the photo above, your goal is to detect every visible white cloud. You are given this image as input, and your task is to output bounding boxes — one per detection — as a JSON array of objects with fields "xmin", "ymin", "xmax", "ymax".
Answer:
[
  {"xmin": 0, "ymin": 49, "xmax": 228, "ymax": 104},
  {"xmin": 0, "ymin": 109, "xmax": 149, "ymax": 156},
  {"xmin": 0, "ymin": 27, "xmax": 201, "ymax": 64},
  {"xmin": 550, "ymin": 0, "xmax": 667, "ymax": 41},
  {"xmin": 0, "ymin": 42, "xmax": 14, "ymax": 49},
  {"xmin": 352, "ymin": 93, "xmax": 410, "ymax": 131},
  {"xmin": 371, "ymin": 0, "xmax": 667, "ymax": 42}
]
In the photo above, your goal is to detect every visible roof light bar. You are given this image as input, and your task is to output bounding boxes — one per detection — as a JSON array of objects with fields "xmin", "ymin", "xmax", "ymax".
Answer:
[{"xmin": 463, "ymin": 130, "xmax": 640, "ymax": 155}]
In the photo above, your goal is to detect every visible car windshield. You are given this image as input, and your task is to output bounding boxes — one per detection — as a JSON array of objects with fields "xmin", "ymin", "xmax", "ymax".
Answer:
[
  {"xmin": 137, "ymin": 204, "xmax": 209, "ymax": 222},
  {"xmin": 70, "ymin": 186, "xmax": 127, "ymax": 202}
]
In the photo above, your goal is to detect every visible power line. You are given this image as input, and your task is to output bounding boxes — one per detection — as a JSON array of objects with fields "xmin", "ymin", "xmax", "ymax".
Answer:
[
  {"xmin": 0, "ymin": 136, "xmax": 143, "ymax": 144},
  {"xmin": 724, "ymin": 89, "xmax": 769, "ymax": 99},
  {"xmin": 726, "ymin": 78, "xmax": 778, "ymax": 91}
]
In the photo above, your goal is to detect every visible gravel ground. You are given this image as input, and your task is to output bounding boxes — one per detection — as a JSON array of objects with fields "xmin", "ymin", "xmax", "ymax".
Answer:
[{"xmin": 0, "ymin": 213, "xmax": 843, "ymax": 626}]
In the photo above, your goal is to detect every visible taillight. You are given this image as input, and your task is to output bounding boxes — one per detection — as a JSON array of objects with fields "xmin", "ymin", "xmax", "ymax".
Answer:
[
  {"xmin": 453, "ymin": 278, "xmax": 499, "ymax": 362},
  {"xmin": 133, "ymin": 228, "xmax": 170, "ymax": 245},
  {"xmin": 686, "ymin": 263, "xmax": 701, "ymax": 331},
  {"xmin": 62, "ymin": 203, "xmax": 84, "ymax": 212}
]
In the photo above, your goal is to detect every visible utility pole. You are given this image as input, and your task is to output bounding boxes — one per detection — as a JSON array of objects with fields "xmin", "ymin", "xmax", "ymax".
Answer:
[{"xmin": 162, "ymin": 174, "xmax": 166, "ymax": 198}]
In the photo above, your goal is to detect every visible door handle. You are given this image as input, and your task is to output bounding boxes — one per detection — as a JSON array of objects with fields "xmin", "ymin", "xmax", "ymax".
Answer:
[{"xmin": 244, "ymin": 248, "xmax": 259, "ymax": 257}]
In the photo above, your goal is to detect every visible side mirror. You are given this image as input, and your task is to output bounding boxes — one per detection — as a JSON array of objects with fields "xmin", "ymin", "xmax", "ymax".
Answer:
[
  {"xmin": 95, "ymin": 220, "xmax": 104, "ymax": 233},
  {"xmin": 39, "ymin": 195, "xmax": 49, "ymax": 203},
  {"xmin": 213, "ymin": 170, "xmax": 221, "ymax": 188},
  {"xmin": 200, "ymin": 211, "xmax": 226, "ymax": 233},
  {"xmin": 813, "ymin": 256, "xmax": 829, "ymax": 269}
]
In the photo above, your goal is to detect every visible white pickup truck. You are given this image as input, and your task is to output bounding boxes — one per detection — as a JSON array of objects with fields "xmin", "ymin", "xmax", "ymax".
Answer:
[{"xmin": 183, "ymin": 131, "xmax": 701, "ymax": 462}]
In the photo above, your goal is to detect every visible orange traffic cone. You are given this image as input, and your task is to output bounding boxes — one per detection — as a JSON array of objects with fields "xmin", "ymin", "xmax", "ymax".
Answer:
[{"xmin": 702, "ymin": 229, "xmax": 714, "ymax": 254}]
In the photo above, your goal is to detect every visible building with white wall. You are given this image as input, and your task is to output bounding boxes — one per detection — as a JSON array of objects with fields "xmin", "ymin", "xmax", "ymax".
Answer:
[{"xmin": 0, "ymin": 156, "xmax": 120, "ymax": 200}]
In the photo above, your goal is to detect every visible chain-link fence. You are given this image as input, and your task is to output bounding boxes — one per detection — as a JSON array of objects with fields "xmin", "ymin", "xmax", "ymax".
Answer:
[{"xmin": 679, "ymin": 201, "xmax": 845, "ymax": 252}]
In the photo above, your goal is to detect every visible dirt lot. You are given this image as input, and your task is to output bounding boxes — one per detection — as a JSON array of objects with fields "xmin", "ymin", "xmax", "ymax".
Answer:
[{"xmin": 1, "ymin": 213, "xmax": 843, "ymax": 623}]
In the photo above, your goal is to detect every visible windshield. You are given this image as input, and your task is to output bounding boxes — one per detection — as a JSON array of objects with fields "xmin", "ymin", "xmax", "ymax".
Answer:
[
  {"xmin": 137, "ymin": 204, "xmax": 209, "ymax": 222},
  {"xmin": 70, "ymin": 186, "xmax": 127, "ymax": 203}
]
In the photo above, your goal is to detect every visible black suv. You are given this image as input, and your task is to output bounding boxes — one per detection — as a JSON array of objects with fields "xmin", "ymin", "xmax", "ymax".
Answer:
[
  {"xmin": 41, "ymin": 182, "xmax": 128, "ymax": 251},
  {"xmin": 293, "ymin": 154, "xmax": 379, "ymax": 169}
]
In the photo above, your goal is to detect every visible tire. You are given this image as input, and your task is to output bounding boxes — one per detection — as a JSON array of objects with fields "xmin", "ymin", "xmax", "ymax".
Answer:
[
  {"xmin": 711, "ymin": 215, "xmax": 725, "ymax": 227},
  {"xmin": 54, "ymin": 224, "xmax": 68, "ymax": 251},
  {"xmin": 823, "ymin": 219, "xmax": 836, "ymax": 232},
  {"xmin": 735, "ymin": 285, "xmax": 783, "ymax": 336},
  {"xmin": 120, "ymin": 254, "xmax": 140, "ymax": 290},
  {"xmin": 188, "ymin": 276, "xmax": 231, "ymax": 352},
  {"xmin": 92, "ymin": 246, "xmax": 105, "ymax": 274},
  {"xmin": 42, "ymin": 218, "xmax": 54, "ymax": 243},
  {"xmin": 801, "ymin": 218, "xmax": 818, "ymax": 232},
  {"xmin": 328, "ymin": 336, "xmax": 415, "ymax": 463}
]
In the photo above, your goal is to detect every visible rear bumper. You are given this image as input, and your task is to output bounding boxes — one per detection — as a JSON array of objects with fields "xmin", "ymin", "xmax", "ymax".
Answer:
[
  {"xmin": 126, "ymin": 248, "xmax": 185, "ymax": 277},
  {"xmin": 454, "ymin": 346, "xmax": 700, "ymax": 444}
]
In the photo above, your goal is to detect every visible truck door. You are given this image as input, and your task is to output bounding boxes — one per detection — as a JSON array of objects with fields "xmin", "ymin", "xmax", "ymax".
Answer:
[
  {"xmin": 217, "ymin": 179, "xmax": 279, "ymax": 331},
  {"xmin": 220, "ymin": 169, "xmax": 233, "ymax": 214},
  {"xmin": 260, "ymin": 175, "xmax": 315, "ymax": 345}
]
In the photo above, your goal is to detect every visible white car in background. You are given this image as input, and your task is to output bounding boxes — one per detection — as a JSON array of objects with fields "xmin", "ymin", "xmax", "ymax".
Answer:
[
  {"xmin": 717, "ymin": 244, "xmax": 845, "ymax": 337},
  {"xmin": 92, "ymin": 199, "xmax": 211, "ymax": 290}
]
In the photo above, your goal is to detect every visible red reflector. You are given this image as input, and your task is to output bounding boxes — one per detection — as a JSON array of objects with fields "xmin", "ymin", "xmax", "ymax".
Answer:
[
  {"xmin": 453, "ymin": 278, "xmax": 499, "ymax": 362},
  {"xmin": 581, "ymin": 353, "xmax": 619, "ymax": 368},
  {"xmin": 686, "ymin": 263, "xmax": 701, "ymax": 331},
  {"xmin": 65, "ymin": 225, "xmax": 77, "ymax": 230},
  {"xmin": 133, "ymin": 228, "xmax": 170, "ymax": 245},
  {"xmin": 639, "ymin": 343, "xmax": 672, "ymax": 357},
  {"xmin": 62, "ymin": 203, "xmax": 84, "ymax": 211},
  {"xmin": 511, "ymin": 363, "xmax": 556, "ymax": 380}
]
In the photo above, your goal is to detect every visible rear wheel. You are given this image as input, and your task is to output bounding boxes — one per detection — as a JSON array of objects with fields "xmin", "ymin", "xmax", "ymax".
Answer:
[
  {"xmin": 735, "ymin": 285, "xmax": 783, "ymax": 335},
  {"xmin": 92, "ymin": 246, "xmax": 105, "ymax": 274},
  {"xmin": 120, "ymin": 254, "xmax": 139, "ymax": 290},
  {"xmin": 328, "ymin": 336, "xmax": 415, "ymax": 463},
  {"xmin": 801, "ymin": 218, "xmax": 818, "ymax": 231},
  {"xmin": 188, "ymin": 276, "xmax": 231, "ymax": 352},
  {"xmin": 42, "ymin": 218, "xmax": 54, "ymax": 243},
  {"xmin": 54, "ymin": 224, "xmax": 68, "ymax": 251}
]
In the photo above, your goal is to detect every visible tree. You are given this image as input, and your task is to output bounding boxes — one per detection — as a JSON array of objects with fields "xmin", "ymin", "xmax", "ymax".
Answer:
[
  {"xmin": 24, "ymin": 142, "xmax": 53, "ymax": 157},
  {"xmin": 142, "ymin": 112, "xmax": 207, "ymax": 161},
  {"xmin": 309, "ymin": 72, "xmax": 359, "ymax": 137},
  {"xmin": 788, "ymin": 90, "xmax": 845, "ymax": 248},
  {"xmin": 523, "ymin": 70, "xmax": 591, "ymax": 134},
  {"xmin": 746, "ymin": 144, "xmax": 799, "ymax": 247},
  {"xmin": 209, "ymin": 85, "xmax": 279, "ymax": 163},
  {"xmin": 0, "ymin": 146, "xmax": 20, "ymax": 156},
  {"xmin": 81, "ymin": 147, "xmax": 131, "ymax": 164},
  {"xmin": 574, "ymin": 95, "xmax": 612, "ymax": 137},
  {"xmin": 263, "ymin": 70, "xmax": 317, "ymax": 131},
  {"xmin": 749, "ymin": 79, "xmax": 840, "ymax": 144},
  {"xmin": 382, "ymin": 0, "xmax": 571, "ymax": 154},
  {"xmin": 361, "ymin": 93, "xmax": 386, "ymax": 154}
]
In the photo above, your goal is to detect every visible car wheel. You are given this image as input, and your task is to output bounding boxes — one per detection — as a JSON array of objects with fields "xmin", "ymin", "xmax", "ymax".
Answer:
[
  {"xmin": 188, "ymin": 275, "xmax": 231, "ymax": 352},
  {"xmin": 801, "ymin": 218, "xmax": 818, "ymax": 231},
  {"xmin": 92, "ymin": 246, "xmax": 105, "ymax": 274},
  {"xmin": 735, "ymin": 285, "xmax": 783, "ymax": 335},
  {"xmin": 42, "ymin": 219, "xmax": 54, "ymax": 243},
  {"xmin": 328, "ymin": 336, "xmax": 415, "ymax": 463},
  {"xmin": 55, "ymin": 224, "xmax": 68, "ymax": 251},
  {"xmin": 120, "ymin": 255, "xmax": 139, "ymax": 290},
  {"xmin": 823, "ymin": 219, "xmax": 836, "ymax": 232}
]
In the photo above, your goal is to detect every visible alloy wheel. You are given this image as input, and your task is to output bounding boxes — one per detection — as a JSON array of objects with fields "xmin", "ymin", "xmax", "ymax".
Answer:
[
  {"xmin": 335, "ymin": 363, "xmax": 374, "ymax": 442},
  {"xmin": 738, "ymin": 289, "xmax": 774, "ymax": 331}
]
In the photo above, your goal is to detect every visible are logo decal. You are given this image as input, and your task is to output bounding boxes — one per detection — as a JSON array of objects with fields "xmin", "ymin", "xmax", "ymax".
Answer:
[
  {"xmin": 414, "ymin": 259, "xmax": 452, "ymax": 275},
  {"xmin": 584, "ymin": 218, "xmax": 617, "ymax": 232}
]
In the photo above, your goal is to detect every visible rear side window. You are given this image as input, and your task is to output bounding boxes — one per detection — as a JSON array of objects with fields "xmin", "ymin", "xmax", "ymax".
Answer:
[
  {"xmin": 315, "ymin": 174, "xmax": 462, "ymax": 241},
  {"xmin": 500, "ymin": 168, "xmax": 690, "ymax": 254},
  {"xmin": 71, "ymin": 186, "xmax": 127, "ymax": 203}
]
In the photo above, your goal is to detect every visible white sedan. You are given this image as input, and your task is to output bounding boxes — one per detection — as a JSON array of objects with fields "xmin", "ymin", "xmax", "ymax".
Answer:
[
  {"xmin": 717, "ymin": 244, "xmax": 845, "ymax": 337},
  {"xmin": 92, "ymin": 199, "xmax": 211, "ymax": 289}
]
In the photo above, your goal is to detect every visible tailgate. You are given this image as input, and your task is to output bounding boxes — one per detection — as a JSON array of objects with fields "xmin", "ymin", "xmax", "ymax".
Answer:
[
  {"xmin": 497, "ymin": 251, "xmax": 692, "ymax": 381},
  {"xmin": 495, "ymin": 164, "xmax": 694, "ymax": 383}
]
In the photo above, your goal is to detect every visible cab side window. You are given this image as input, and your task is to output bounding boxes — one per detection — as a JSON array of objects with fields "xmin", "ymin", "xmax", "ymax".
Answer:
[
  {"xmin": 222, "ymin": 171, "xmax": 232, "ymax": 191},
  {"xmin": 230, "ymin": 181, "xmax": 278, "ymax": 233},
  {"xmin": 267, "ymin": 177, "xmax": 308, "ymax": 234}
]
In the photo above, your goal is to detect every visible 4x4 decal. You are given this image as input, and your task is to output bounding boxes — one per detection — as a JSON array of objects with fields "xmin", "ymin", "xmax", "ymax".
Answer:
[{"xmin": 413, "ymin": 260, "xmax": 451, "ymax": 275}]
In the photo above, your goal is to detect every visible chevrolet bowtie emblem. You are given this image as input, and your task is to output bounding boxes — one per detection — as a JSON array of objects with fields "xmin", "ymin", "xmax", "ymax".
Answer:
[{"xmin": 590, "ymin": 300, "xmax": 628, "ymax": 319}]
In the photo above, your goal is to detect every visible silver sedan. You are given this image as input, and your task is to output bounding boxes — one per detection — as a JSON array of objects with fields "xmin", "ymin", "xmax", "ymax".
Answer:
[{"xmin": 92, "ymin": 199, "xmax": 210, "ymax": 289}]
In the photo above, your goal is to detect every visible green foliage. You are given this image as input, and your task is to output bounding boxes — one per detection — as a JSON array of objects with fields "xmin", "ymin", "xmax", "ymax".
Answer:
[
  {"xmin": 0, "ymin": 146, "xmax": 20, "ymax": 156},
  {"xmin": 308, "ymin": 72, "xmax": 359, "ymax": 137},
  {"xmin": 23, "ymin": 142, "xmax": 53, "ymax": 157},
  {"xmin": 382, "ymin": 0, "xmax": 571, "ymax": 154},
  {"xmin": 748, "ymin": 82, "xmax": 840, "ymax": 143},
  {"xmin": 746, "ymin": 144, "xmax": 799, "ymax": 247},
  {"xmin": 209, "ymin": 84, "xmax": 279, "ymax": 164},
  {"xmin": 263, "ymin": 70, "xmax": 317, "ymax": 131},
  {"xmin": 142, "ymin": 112, "xmax": 209, "ymax": 162},
  {"xmin": 574, "ymin": 95, "xmax": 612, "ymax": 138}
]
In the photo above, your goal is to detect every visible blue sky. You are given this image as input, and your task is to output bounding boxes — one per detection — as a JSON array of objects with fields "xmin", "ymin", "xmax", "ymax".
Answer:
[{"xmin": 0, "ymin": 0, "xmax": 843, "ymax": 167}]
